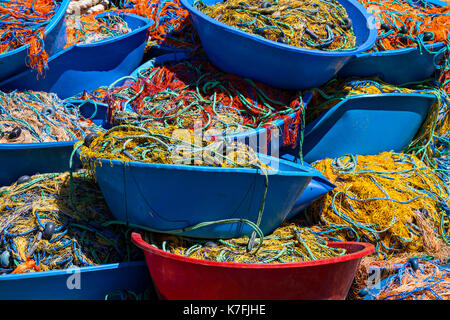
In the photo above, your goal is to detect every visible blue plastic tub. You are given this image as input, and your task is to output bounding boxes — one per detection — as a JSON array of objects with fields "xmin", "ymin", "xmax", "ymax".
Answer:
[
  {"xmin": 123, "ymin": 53, "xmax": 313, "ymax": 155},
  {"xmin": 0, "ymin": 0, "xmax": 70, "ymax": 82},
  {"xmin": 0, "ymin": 100, "xmax": 108, "ymax": 187},
  {"xmin": 179, "ymin": 0, "xmax": 377, "ymax": 89},
  {"xmin": 0, "ymin": 261, "xmax": 152, "ymax": 300},
  {"xmin": 81, "ymin": 152, "xmax": 322, "ymax": 239},
  {"xmin": 0, "ymin": 12, "xmax": 153, "ymax": 99},
  {"xmin": 338, "ymin": 0, "xmax": 448, "ymax": 84},
  {"xmin": 280, "ymin": 153, "xmax": 336, "ymax": 220},
  {"xmin": 301, "ymin": 93, "xmax": 436, "ymax": 163}
]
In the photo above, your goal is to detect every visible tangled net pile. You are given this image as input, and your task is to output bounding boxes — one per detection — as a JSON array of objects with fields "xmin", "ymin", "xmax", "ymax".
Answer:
[
  {"xmin": 120, "ymin": 0, "xmax": 199, "ymax": 51},
  {"xmin": 0, "ymin": 0, "xmax": 60, "ymax": 75},
  {"xmin": 369, "ymin": 258, "xmax": 450, "ymax": 300},
  {"xmin": 0, "ymin": 91, "xmax": 103, "ymax": 143},
  {"xmin": 147, "ymin": 223, "xmax": 346, "ymax": 263},
  {"xmin": 194, "ymin": 0, "xmax": 357, "ymax": 51},
  {"xmin": 0, "ymin": 172, "xmax": 143, "ymax": 274},
  {"xmin": 357, "ymin": 0, "xmax": 450, "ymax": 96},
  {"xmin": 358, "ymin": 0, "xmax": 449, "ymax": 52},
  {"xmin": 77, "ymin": 125, "xmax": 269, "ymax": 169},
  {"xmin": 307, "ymin": 152, "xmax": 450, "ymax": 261},
  {"xmin": 105, "ymin": 59, "xmax": 305, "ymax": 147},
  {"xmin": 67, "ymin": 0, "xmax": 111, "ymax": 15},
  {"xmin": 65, "ymin": 13, "xmax": 132, "ymax": 48}
]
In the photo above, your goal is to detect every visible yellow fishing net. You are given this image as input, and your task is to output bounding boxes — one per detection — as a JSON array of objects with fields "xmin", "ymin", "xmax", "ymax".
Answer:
[
  {"xmin": 77, "ymin": 124, "xmax": 269, "ymax": 170},
  {"xmin": 195, "ymin": 0, "xmax": 357, "ymax": 51},
  {"xmin": 147, "ymin": 223, "xmax": 346, "ymax": 263},
  {"xmin": 307, "ymin": 152, "xmax": 450, "ymax": 261}
]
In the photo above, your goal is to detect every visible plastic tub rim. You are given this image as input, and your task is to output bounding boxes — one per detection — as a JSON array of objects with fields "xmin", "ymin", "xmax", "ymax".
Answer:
[
  {"xmin": 179, "ymin": 0, "xmax": 378, "ymax": 56},
  {"xmin": 304, "ymin": 92, "xmax": 437, "ymax": 137},
  {"xmin": 0, "ymin": 260, "xmax": 147, "ymax": 281},
  {"xmin": 0, "ymin": 0, "xmax": 70, "ymax": 59},
  {"xmin": 79, "ymin": 150, "xmax": 324, "ymax": 177},
  {"xmin": 132, "ymin": 232, "xmax": 374, "ymax": 269}
]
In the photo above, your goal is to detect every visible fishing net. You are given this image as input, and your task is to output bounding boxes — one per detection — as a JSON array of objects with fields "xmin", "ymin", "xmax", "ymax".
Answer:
[
  {"xmin": 120, "ymin": 0, "xmax": 200, "ymax": 52},
  {"xmin": 65, "ymin": 13, "xmax": 132, "ymax": 48},
  {"xmin": 306, "ymin": 152, "xmax": 450, "ymax": 261},
  {"xmin": 0, "ymin": 171, "xmax": 143, "ymax": 274},
  {"xmin": 194, "ymin": 0, "xmax": 357, "ymax": 51},
  {"xmin": 77, "ymin": 124, "xmax": 269, "ymax": 170},
  {"xmin": 104, "ymin": 58, "xmax": 305, "ymax": 149},
  {"xmin": 0, "ymin": 0, "xmax": 60, "ymax": 75},
  {"xmin": 357, "ymin": 0, "xmax": 450, "ymax": 96},
  {"xmin": 367, "ymin": 258, "xmax": 450, "ymax": 300},
  {"xmin": 0, "ymin": 90, "xmax": 103, "ymax": 143},
  {"xmin": 146, "ymin": 223, "xmax": 346, "ymax": 263}
]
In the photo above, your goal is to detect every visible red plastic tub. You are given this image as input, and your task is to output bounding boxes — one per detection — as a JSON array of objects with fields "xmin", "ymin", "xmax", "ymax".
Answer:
[{"xmin": 131, "ymin": 233, "xmax": 374, "ymax": 300}]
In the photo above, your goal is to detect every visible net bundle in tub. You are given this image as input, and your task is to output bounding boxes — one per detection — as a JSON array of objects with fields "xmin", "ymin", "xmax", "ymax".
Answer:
[
  {"xmin": 0, "ymin": 171, "xmax": 151, "ymax": 300},
  {"xmin": 0, "ymin": 91, "xmax": 107, "ymax": 186},
  {"xmin": 75, "ymin": 124, "xmax": 322, "ymax": 239},
  {"xmin": 0, "ymin": 0, "xmax": 70, "ymax": 81},
  {"xmin": 178, "ymin": 0, "xmax": 377, "ymax": 89},
  {"xmin": 0, "ymin": 11, "xmax": 153, "ymax": 99},
  {"xmin": 338, "ymin": 0, "xmax": 450, "ymax": 85}
]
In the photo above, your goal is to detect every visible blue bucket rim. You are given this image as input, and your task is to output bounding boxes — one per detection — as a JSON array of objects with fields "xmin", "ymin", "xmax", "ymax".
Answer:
[
  {"xmin": 354, "ymin": 0, "xmax": 448, "ymax": 58},
  {"xmin": 79, "ymin": 150, "xmax": 324, "ymax": 177},
  {"xmin": 179, "ymin": 0, "xmax": 378, "ymax": 56},
  {"xmin": 304, "ymin": 92, "xmax": 437, "ymax": 137},
  {"xmin": 0, "ymin": 0, "xmax": 71, "ymax": 59},
  {"xmin": 0, "ymin": 12, "xmax": 153, "ymax": 88},
  {"xmin": 0, "ymin": 260, "xmax": 147, "ymax": 281},
  {"xmin": 121, "ymin": 53, "xmax": 314, "ymax": 141},
  {"xmin": 0, "ymin": 99, "xmax": 106, "ymax": 150}
]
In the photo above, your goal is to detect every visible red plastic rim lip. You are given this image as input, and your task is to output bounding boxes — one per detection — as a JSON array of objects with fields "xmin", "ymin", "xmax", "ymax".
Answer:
[{"xmin": 131, "ymin": 232, "xmax": 374, "ymax": 269}]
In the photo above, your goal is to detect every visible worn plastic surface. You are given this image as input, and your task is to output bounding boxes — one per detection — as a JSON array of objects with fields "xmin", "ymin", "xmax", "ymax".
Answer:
[
  {"xmin": 127, "ymin": 53, "xmax": 313, "ymax": 155},
  {"xmin": 338, "ymin": 0, "xmax": 448, "ymax": 84},
  {"xmin": 0, "ymin": 101, "xmax": 108, "ymax": 187},
  {"xmin": 0, "ymin": 0, "xmax": 70, "ymax": 82},
  {"xmin": 179, "ymin": 0, "xmax": 377, "ymax": 89},
  {"xmin": 132, "ymin": 233, "xmax": 374, "ymax": 300},
  {"xmin": 0, "ymin": 261, "xmax": 151, "ymax": 300},
  {"xmin": 87, "ymin": 153, "xmax": 322, "ymax": 238},
  {"xmin": 302, "ymin": 93, "xmax": 436, "ymax": 163},
  {"xmin": 280, "ymin": 153, "xmax": 335, "ymax": 220},
  {"xmin": 0, "ymin": 12, "xmax": 152, "ymax": 99}
]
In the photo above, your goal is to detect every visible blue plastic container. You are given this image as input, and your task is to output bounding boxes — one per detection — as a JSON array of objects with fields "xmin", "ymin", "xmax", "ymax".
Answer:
[
  {"xmin": 363, "ymin": 263, "xmax": 450, "ymax": 300},
  {"xmin": 179, "ymin": 0, "xmax": 377, "ymax": 89},
  {"xmin": 0, "ymin": 100, "xmax": 108, "ymax": 187},
  {"xmin": 280, "ymin": 153, "xmax": 336, "ymax": 220},
  {"xmin": 0, "ymin": 261, "xmax": 152, "ymax": 300},
  {"xmin": 301, "ymin": 93, "xmax": 436, "ymax": 163},
  {"xmin": 125, "ymin": 53, "xmax": 313, "ymax": 155},
  {"xmin": 338, "ymin": 0, "xmax": 448, "ymax": 84},
  {"xmin": 0, "ymin": 12, "xmax": 153, "ymax": 99},
  {"xmin": 0, "ymin": 0, "xmax": 70, "ymax": 82},
  {"xmin": 82, "ymin": 152, "xmax": 322, "ymax": 239}
]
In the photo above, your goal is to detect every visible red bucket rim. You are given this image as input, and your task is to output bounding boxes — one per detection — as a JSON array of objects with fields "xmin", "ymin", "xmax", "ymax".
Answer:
[{"xmin": 131, "ymin": 232, "xmax": 374, "ymax": 269}]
